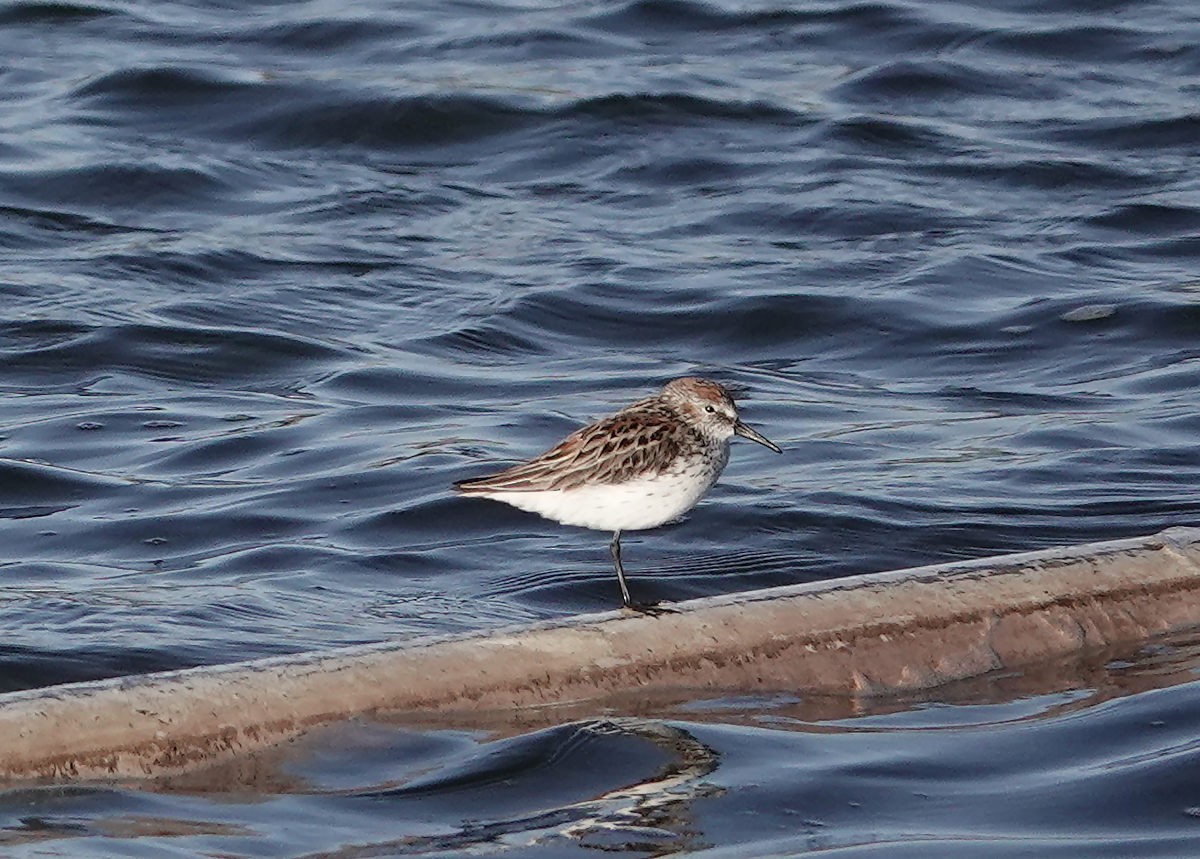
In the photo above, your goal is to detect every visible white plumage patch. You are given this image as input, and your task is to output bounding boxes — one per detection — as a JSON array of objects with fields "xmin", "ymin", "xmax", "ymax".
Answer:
[{"xmin": 469, "ymin": 447, "xmax": 728, "ymax": 532}]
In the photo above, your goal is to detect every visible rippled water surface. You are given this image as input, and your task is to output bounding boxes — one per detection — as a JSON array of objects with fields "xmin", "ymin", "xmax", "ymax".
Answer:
[
  {"xmin": 2, "ymin": 0, "xmax": 1200, "ymax": 853},
  {"xmin": 4, "ymin": 633, "xmax": 1200, "ymax": 857}
]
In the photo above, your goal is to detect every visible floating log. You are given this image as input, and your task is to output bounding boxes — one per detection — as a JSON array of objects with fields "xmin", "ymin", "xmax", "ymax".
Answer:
[{"xmin": 3, "ymin": 527, "xmax": 1200, "ymax": 783}]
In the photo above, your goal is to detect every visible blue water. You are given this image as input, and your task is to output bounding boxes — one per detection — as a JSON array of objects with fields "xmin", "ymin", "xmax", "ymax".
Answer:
[
  {"xmin": 3, "ymin": 635, "xmax": 1200, "ymax": 856},
  {"xmin": 2, "ymin": 0, "xmax": 1200, "ymax": 853}
]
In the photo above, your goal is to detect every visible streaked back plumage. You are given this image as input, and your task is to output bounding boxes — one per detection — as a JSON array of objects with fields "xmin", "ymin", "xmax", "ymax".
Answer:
[{"xmin": 454, "ymin": 379, "xmax": 729, "ymax": 494}]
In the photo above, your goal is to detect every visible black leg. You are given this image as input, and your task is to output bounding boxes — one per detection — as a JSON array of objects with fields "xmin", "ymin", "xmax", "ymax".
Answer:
[
  {"xmin": 609, "ymin": 531, "xmax": 676, "ymax": 615},
  {"xmin": 610, "ymin": 530, "xmax": 632, "ymax": 608}
]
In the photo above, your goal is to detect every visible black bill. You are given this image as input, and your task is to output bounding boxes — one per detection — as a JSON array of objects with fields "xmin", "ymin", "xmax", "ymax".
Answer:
[{"xmin": 734, "ymin": 420, "xmax": 782, "ymax": 453}]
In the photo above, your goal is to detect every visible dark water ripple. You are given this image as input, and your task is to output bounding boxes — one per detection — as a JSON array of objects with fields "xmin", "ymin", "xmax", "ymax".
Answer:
[{"xmin": 2, "ymin": 0, "xmax": 1200, "ymax": 849}]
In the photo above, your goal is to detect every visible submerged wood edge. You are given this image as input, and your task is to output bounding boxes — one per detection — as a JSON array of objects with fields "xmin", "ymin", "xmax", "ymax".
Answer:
[{"xmin": 3, "ymin": 526, "xmax": 1200, "ymax": 783}]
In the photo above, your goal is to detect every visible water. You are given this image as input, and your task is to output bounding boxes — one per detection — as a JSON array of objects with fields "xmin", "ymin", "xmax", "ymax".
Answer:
[
  {"xmin": 2, "ymin": 0, "xmax": 1200, "ymax": 852},
  {"xmin": 4, "ymin": 635, "xmax": 1200, "ymax": 856}
]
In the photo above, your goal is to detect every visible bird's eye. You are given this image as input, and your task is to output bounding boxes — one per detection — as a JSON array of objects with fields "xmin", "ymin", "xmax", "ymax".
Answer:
[{"xmin": 704, "ymin": 405, "xmax": 716, "ymax": 414}]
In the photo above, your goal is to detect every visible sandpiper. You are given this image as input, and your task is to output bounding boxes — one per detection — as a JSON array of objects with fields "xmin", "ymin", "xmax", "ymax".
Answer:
[{"xmin": 454, "ymin": 377, "xmax": 781, "ymax": 612}]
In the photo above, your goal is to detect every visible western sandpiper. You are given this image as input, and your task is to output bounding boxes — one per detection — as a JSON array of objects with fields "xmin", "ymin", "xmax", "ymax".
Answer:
[{"xmin": 455, "ymin": 377, "xmax": 781, "ymax": 612}]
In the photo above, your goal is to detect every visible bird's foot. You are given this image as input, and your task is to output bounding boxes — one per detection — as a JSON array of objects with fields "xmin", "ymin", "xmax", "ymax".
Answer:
[{"xmin": 624, "ymin": 600, "xmax": 678, "ymax": 616}]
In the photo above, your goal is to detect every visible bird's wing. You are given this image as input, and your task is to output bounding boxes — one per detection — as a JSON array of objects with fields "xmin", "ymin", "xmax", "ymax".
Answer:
[{"xmin": 455, "ymin": 408, "xmax": 686, "ymax": 493}]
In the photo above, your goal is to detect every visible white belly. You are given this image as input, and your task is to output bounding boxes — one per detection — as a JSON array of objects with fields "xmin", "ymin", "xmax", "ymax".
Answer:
[{"xmin": 476, "ymin": 451, "xmax": 728, "ymax": 532}]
